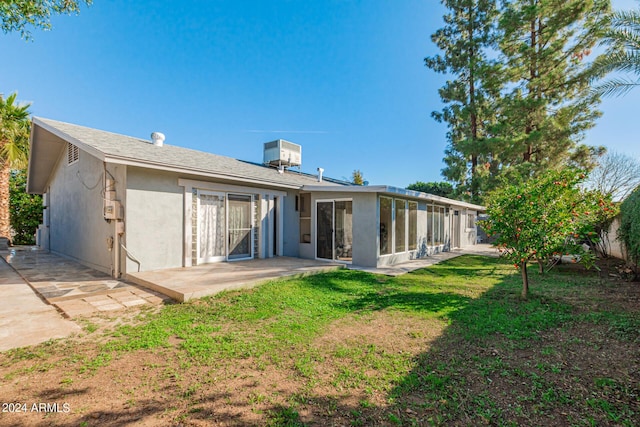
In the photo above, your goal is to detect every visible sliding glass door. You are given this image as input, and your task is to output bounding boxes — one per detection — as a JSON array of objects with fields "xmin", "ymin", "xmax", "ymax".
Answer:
[
  {"xmin": 316, "ymin": 200, "xmax": 353, "ymax": 263},
  {"xmin": 228, "ymin": 194, "xmax": 253, "ymax": 260},
  {"xmin": 197, "ymin": 191, "xmax": 254, "ymax": 263}
]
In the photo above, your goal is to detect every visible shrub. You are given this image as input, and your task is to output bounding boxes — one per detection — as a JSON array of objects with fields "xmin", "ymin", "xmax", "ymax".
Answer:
[
  {"xmin": 9, "ymin": 169, "xmax": 42, "ymax": 245},
  {"xmin": 618, "ymin": 186, "xmax": 640, "ymax": 272}
]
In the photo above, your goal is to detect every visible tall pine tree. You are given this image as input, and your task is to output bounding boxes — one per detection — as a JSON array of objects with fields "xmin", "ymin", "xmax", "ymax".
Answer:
[
  {"xmin": 426, "ymin": 0, "xmax": 502, "ymax": 203},
  {"xmin": 496, "ymin": 0, "xmax": 610, "ymax": 179}
]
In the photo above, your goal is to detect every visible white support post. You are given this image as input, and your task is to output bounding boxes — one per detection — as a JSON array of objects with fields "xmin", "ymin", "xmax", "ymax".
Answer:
[
  {"xmin": 277, "ymin": 196, "xmax": 285, "ymax": 256},
  {"xmin": 183, "ymin": 186, "xmax": 193, "ymax": 267},
  {"xmin": 260, "ymin": 195, "xmax": 269, "ymax": 259},
  {"xmin": 267, "ymin": 196, "xmax": 275, "ymax": 258}
]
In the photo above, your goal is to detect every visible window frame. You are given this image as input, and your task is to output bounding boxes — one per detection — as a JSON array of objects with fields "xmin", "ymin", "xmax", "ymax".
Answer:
[
  {"xmin": 408, "ymin": 201, "xmax": 418, "ymax": 251},
  {"xmin": 379, "ymin": 196, "xmax": 393, "ymax": 255}
]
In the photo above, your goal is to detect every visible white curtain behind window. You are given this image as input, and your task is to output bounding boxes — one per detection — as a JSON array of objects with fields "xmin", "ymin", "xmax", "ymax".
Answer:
[{"xmin": 228, "ymin": 195, "xmax": 251, "ymax": 257}]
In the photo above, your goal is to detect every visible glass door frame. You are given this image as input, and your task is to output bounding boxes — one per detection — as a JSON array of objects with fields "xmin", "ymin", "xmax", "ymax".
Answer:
[
  {"xmin": 314, "ymin": 198, "xmax": 353, "ymax": 264},
  {"xmin": 196, "ymin": 190, "xmax": 255, "ymax": 264},
  {"xmin": 226, "ymin": 193, "xmax": 255, "ymax": 261}
]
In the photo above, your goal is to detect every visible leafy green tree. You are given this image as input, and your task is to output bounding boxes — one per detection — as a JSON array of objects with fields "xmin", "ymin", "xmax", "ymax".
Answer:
[
  {"xmin": 618, "ymin": 186, "xmax": 640, "ymax": 277},
  {"xmin": 426, "ymin": 0, "xmax": 502, "ymax": 202},
  {"xmin": 496, "ymin": 0, "xmax": 611, "ymax": 179},
  {"xmin": 0, "ymin": 93, "xmax": 30, "ymax": 242},
  {"xmin": 406, "ymin": 181, "xmax": 454, "ymax": 198},
  {"xmin": 481, "ymin": 169, "xmax": 615, "ymax": 298},
  {"xmin": 9, "ymin": 169, "xmax": 42, "ymax": 244},
  {"xmin": 592, "ymin": 3, "xmax": 640, "ymax": 96},
  {"xmin": 351, "ymin": 170, "xmax": 365, "ymax": 185},
  {"xmin": 0, "ymin": 0, "xmax": 92, "ymax": 39}
]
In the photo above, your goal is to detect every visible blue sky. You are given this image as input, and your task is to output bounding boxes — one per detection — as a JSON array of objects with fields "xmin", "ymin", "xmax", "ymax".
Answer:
[{"xmin": 1, "ymin": 0, "xmax": 638, "ymax": 187}]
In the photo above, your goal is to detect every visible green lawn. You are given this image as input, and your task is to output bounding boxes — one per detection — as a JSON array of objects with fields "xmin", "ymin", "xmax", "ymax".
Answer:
[{"xmin": 2, "ymin": 255, "xmax": 638, "ymax": 426}]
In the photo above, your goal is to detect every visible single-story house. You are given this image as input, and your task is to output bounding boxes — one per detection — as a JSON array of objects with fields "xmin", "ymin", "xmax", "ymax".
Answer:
[{"xmin": 27, "ymin": 117, "xmax": 485, "ymax": 279}]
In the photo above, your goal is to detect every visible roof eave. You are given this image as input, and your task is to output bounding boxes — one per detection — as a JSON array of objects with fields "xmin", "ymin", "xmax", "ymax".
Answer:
[
  {"xmin": 32, "ymin": 117, "xmax": 107, "ymax": 163},
  {"xmin": 104, "ymin": 155, "xmax": 306, "ymax": 190},
  {"xmin": 302, "ymin": 184, "xmax": 485, "ymax": 211}
]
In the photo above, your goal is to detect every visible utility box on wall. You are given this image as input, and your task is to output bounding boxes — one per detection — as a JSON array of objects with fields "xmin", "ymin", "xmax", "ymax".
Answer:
[{"xmin": 104, "ymin": 200, "xmax": 122, "ymax": 220}]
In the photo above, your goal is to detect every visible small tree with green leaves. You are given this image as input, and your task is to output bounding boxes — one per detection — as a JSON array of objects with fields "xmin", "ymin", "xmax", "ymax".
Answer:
[
  {"xmin": 481, "ymin": 169, "xmax": 615, "ymax": 298},
  {"xmin": 351, "ymin": 170, "xmax": 365, "ymax": 185},
  {"xmin": 9, "ymin": 169, "xmax": 42, "ymax": 244}
]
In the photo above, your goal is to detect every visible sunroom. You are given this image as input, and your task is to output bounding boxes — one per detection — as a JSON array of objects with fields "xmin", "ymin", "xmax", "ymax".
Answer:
[{"xmin": 301, "ymin": 185, "xmax": 484, "ymax": 269}]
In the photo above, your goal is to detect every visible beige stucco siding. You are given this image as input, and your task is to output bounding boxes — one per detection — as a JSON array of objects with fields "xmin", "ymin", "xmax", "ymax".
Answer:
[
  {"xmin": 124, "ymin": 167, "xmax": 184, "ymax": 272},
  {"xmin": 48, "ymin": 148, "xmax": 114, "ymax": 274},
  {"xmin": 281, "ymin": 190, "xmax": 300, "ymax": 258}
]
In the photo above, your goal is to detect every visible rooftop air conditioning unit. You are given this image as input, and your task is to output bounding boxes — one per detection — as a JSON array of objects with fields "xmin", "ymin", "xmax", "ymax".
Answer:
[{"xmin": 263, "ymin": 139, "xmax": 302, "ymax": 168}]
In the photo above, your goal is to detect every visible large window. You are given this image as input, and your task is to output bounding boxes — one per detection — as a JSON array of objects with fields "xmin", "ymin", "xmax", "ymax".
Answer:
[
  {"xmin": 380, "ymin": 197, "xmax": 422, "ymax": 255},
  {"xmin": 438, "ymin": 206, "xmax": 445, "ymax": 245},
  {"xmin": 427, "ymin": 204, "xmax": 446, "ymax": 246},
  {"xmin": 467, "ymin": 212, "xmax": 476, "ymax": 229},
  {"xmin": 408, "ymin": 201, "xmax": 418, "ymax": 250},
  {"xmin": 395, "ymin": 199, "xmax": 407, "ymax": 252},
  {"xmin": 434, "ymin": 205, "xmax": 445, "ymax": 245},
  {"xmin": 299, "ymin": 193, "xmax": 311, "ymax": 243},
  {"xmin": 427, "ymin": 205, "xmax": 433, "ymax": 246},
  {"xmin": 380, "ymin": 197, "xmax": 392, "ymax": 255}
]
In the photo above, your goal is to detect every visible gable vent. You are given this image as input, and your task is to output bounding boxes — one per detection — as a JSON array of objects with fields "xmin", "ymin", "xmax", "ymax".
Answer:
[{"xmin": 67, "ymin": 143, "xmax": 79, "ymax": 165}]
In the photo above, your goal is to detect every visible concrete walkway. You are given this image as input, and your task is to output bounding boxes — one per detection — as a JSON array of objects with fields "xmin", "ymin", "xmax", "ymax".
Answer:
[
  {"xmin": 4, "ymin": 247, "xmax": 170, "ymax": 318},
  {"xmin": 0, "ymin": 256, "xmax": 80, "ymax": 352}
]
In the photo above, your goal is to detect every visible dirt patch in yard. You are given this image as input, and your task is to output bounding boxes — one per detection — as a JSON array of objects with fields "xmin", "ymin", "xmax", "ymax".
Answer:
[
  {"xmin": 314, "ymin": 311, "xmax": 446, "ymax": 354},
  {"xmin": 0, "ymin": 309, "xmax": 448, "ymax": 427}
]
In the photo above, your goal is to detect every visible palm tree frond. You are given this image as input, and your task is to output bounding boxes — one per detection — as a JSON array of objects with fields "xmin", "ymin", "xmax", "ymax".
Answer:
[{"xmin": 593, "ymin": 78, "xmax": 640, "ymax": 97}]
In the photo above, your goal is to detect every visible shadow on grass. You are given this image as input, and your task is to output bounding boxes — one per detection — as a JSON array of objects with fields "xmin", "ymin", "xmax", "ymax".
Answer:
[
  {"xmin": 301, "ymin": 269, "xmax": 473, "ymax": 314},
  {"xmin": 256, "ymin": 256, "xmax": 640, "ymax": 426},
  {"xmin": 340, "ymin": 289, "xmax": 471, "ymax": 313},
  {"xmin": 379, "ymin": 271, "xmax": 640, "ymax": 426}
]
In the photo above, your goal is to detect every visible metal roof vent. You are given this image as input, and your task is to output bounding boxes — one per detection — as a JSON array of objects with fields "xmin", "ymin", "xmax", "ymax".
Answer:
[{"xmin": 151, "ymin": 132, "xmax": 165, "ymax": 147}]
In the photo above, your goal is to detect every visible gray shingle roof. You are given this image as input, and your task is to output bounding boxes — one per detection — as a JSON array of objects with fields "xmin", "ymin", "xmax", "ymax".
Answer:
[{"xmin": 34, "ymin": 117, "xmax": 348, "ymax": 189}]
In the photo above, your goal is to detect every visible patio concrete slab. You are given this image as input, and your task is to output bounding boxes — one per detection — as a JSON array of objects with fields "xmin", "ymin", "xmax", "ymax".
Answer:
[
  {"xmin": 349, "ymin": 244, "xmax": 500, "ymax": 276},
  {"xmin": 0, "ymin": 257, "xmax": 80, "ymax": 352},
  {"xmin": 127, "ymin": 257, "xmax": 344, "ymax": 302}
]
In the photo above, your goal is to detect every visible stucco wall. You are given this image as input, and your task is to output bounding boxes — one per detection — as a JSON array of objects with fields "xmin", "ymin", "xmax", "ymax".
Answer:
[
  {"xmin": 353, "ymin": 193, "xmax": 378, "ymax": 267},
  {"xmin": 124, "ymin": 167, "xmax": 184, "ymax": 272},
  {"xmin": 602, "ymin": 217, "xmax": 626, "ymax": 260},
  {"xmin": 281, "ymin": 190, "xmax": 299, "ymax": 258},
  {"xmin": 48, "ymin": 148, "xmax": 114, "ymax": 274}
]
